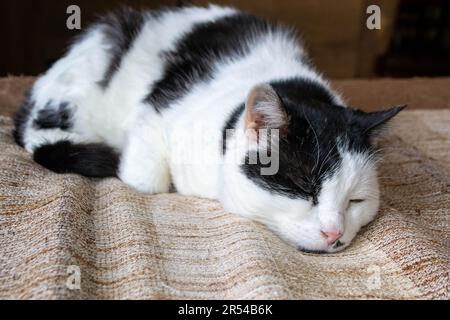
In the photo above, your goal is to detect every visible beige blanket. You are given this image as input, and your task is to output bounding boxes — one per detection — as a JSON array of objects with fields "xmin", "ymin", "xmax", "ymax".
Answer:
[{"xmin": 0, "ymin": 77, "xmax": 448, "ymax": 299}]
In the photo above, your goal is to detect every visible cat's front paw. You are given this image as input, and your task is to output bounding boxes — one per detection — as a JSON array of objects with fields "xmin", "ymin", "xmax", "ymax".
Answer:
[{"xmin": 118, "ymin": 167, "xmax": 170, "ymax": 194}]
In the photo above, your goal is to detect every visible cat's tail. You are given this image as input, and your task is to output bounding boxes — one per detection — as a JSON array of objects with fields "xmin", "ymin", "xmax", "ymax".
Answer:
[{"xmin": 33, "ymin": 141, "xmax": 119, "ymax": 178}]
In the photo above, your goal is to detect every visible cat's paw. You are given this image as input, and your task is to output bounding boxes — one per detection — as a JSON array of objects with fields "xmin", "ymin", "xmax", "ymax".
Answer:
[{"xmin": 118, "ymin": 167, "xmax": 170, "ymax": 194}]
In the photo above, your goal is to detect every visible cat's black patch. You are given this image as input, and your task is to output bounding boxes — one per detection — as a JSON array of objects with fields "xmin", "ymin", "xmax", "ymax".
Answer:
[
  {"xmin": 98, "ymin": 7, "xmax": 145, "ymax": 89},
  {"xmin": 33, "ymin": 101, "xmax": 73, "ymax": 130},
  {"xmin": 240, "ymin": 78, "xmax": 375, "ymax": 202},
  {"xmin": 33, "ymin": 141, "xmax": 119, "ymax": 178},
  {"xmin": 13, "ymin": 93, "xmax": 34, "ymax": 147},
  {"xmin": 332, "ymin": 240, "xmax": 345, "ymax": 249},
  {"xmin": 222, "ymin": 104, "xmax": 245, "ymax": 154},
  {"xmin": 145, "ymin": 13, "xmax": 294, "ymax": 112},
  {"xmin": 271, "ymin": 77, "xmax": 336, "ymax": 106}
]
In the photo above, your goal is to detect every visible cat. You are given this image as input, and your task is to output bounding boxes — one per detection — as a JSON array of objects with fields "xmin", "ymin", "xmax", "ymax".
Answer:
[{"xmin": 13, "ymin": 5, "xmax": 405, "ymax": 253}]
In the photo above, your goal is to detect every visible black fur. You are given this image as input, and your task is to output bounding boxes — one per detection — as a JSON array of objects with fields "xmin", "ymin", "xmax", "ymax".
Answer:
[
  {"xmin": 13, "ymin": 93, "xmax": 34, "ymax": 147},
  {"xmin": 33, "ymin": 141, "xmax": 119, "ymax": 178},
  {"xmin": 240, "ymin": 78, "xmax": 402, "ymax": 202},
  {"xmin": 98, "ymin": 7, "xmax": 145, "ymax": 89},
  {"xmin": 222, "ymin": 104, "xmax": 245, "ymax": 154},
  {"xmin": 145, "ymin": 13, "xmax": 286, "ymax": 112},
  {"xmin": 297, "ymin": 247, "xmax": 327, "ymax": 254},
  {"xmin": 299, "ymin": 239, "xmax": 344, "ymax": 253},
  {"xmin": 332, "ymin": 240, "xmax": 345, "ymax": 249},
  {"xmin": 33, "ymin": 101, "xmax": 73, "ymax": 130},
  {"xmin": 271, "ymin": 78, "xmax": 336, "ymax": 106}
]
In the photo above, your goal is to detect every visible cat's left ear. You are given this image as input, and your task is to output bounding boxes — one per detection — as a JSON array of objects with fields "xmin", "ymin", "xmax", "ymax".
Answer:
[{"xmin": 358, "ymin": 105, "xmax": 407, "ymax": 136}]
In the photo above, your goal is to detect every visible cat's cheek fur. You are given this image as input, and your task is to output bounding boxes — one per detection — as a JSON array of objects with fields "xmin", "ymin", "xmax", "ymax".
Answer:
[{"xmin": 314, "ymin": 152, "xmax": 381, "ymax": 252}]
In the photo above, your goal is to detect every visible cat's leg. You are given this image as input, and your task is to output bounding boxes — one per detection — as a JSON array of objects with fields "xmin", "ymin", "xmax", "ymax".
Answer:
[{"xmin": 118, "ymin": 108, "xmax": 171, "ymax": 194}]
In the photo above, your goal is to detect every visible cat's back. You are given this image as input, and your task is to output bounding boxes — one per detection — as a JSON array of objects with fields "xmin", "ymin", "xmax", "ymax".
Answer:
[
  {"xmin": 105, "ymin": 5, "xmax": 310, "ymax": 109},
  {"xmin": 100, "ymin": 5, "xmax": 239, "ymax": 99},
  {"xmin": 143, "ymin": 5, "xmax": 312, "ymax": 111}
]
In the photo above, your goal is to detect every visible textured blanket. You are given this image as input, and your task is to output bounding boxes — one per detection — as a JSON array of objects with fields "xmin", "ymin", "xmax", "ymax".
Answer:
[{"xmin": 0, "ymin": 77, "xmax": 448, "ymax": 299}]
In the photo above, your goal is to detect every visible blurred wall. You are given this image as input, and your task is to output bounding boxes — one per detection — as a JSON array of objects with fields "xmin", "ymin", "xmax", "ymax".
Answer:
[{"xmin": 0, "ymin": 0, "xmax": 175, "ymax": 76}]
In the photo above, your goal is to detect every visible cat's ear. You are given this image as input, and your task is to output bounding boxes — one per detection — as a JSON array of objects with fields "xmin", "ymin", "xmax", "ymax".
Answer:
[
  {"xmin": 358, "ymin": 105, "xmax": 406, "ymax": 136},
  {"xmin": 244, "ymin": 84, "xmax": 289, "ymax": 137}
]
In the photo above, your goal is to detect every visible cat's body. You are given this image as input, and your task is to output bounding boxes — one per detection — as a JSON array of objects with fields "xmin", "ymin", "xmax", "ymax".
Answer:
[{"xmin": 14, "ymin": 5, "xmax": 404, "ymax": 253}]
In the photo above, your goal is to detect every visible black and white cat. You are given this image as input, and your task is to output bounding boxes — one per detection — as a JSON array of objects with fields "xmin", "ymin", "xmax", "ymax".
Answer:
[{"xmin": 14, "ymin": 5, "xmax": 404, "ymax": 253}]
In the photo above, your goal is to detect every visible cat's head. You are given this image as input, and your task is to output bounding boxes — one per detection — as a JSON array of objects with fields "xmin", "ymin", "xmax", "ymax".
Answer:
[{"xmin": 221, "ymin": 82, "xmax": 405, "ymax": 253}]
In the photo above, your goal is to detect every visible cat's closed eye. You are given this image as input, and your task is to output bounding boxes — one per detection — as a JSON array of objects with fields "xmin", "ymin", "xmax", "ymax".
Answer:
[
  {"xmin": 344, "ymin": 199, "xmax": 365, "ymax": 211},
  {"xmin": 346, "ymin": 199, "xmax": 365, "ymax": 211},
  {"xmin": 350, "ymin": 199, "xmax": 365, "ymax": 204}
]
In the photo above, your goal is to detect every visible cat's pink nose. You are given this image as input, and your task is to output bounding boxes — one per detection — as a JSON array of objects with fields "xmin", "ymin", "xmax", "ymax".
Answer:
[{"xmin": 321, "ymin": 230, "xmax": 343, "ymax": 245}]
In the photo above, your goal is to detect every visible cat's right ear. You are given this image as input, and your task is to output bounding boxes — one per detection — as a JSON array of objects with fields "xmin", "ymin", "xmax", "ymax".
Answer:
[
  {"xmin": 357, "ymin": 105, "xmax": 407, "ymax": 137},
  {"xmin": 244, "ymin": 84, "xmax": 289, "ymax": 140}
]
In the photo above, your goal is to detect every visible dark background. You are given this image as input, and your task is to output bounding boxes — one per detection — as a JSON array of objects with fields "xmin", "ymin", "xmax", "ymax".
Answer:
[{"xmin": 0, "ymin": 0, "xmax": 449, "ymax": 78}]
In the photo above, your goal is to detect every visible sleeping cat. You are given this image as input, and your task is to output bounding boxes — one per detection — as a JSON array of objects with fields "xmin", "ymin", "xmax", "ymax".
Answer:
[{"xmin": 13, "ymin": 5, "xmax": 404, "ymax": 253}]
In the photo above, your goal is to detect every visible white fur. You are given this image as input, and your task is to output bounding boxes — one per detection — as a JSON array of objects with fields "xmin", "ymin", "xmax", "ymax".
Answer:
[{"xmin": 23, "ymin": 5, "xmax": 379, "ymax": 252}]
